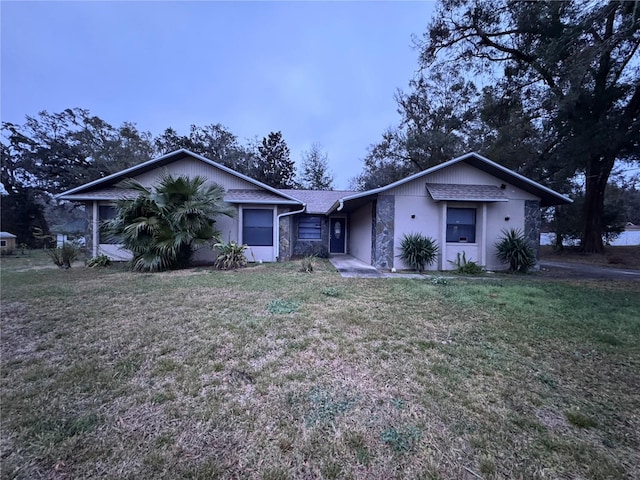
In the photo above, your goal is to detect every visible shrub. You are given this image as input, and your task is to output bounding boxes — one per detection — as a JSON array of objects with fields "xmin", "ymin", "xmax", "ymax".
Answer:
[
  {"xmin": 46, "ymin": 243, "xmax": 79, "ymax": 269},
  {"xmin": 448, "ymin": 251, "xmax": 483, "ymax": 274},
  {"xmin": 495, "ymin": 228, "xmax": 537, "ymax": 273},
  {"xmin": 214, "ymin": 240, "xmax": 248, "ymax": 270},
  {"xmin": 86, "ymin": 254, "xmax": 111, "ymax": 268},
  {"xmin": 397, "ymin": 233, "xmax": 439, "ymax": 272},
  {"xmin": 300, "ymin": 255, "xmax": 315, "ymax": 273}
]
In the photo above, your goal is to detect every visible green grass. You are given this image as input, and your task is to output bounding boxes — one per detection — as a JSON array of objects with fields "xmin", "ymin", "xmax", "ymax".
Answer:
[{"xmin": 1, "ymin": 251, "xmax": 639, "ymax": 479}]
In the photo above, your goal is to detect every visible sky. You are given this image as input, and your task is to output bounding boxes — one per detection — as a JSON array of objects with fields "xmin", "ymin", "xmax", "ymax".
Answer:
[{"xmin": 1, "ymin": 0, "xmax": 436, "ymax": 190}]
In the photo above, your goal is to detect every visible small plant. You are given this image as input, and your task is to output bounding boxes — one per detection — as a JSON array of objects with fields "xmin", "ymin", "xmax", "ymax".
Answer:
[
  {"xmin": 495, "ymin": 228, "xmax": 537, "ymax": 273},
  {"xmin": 214, "ymin": 239, "xmax": 248, "ymax": 270},
  {"xmin": 397, "ymin": 233, "xmax": 439, "ymax": 272},
  {"xmin": 431, "ymin": 276, "xmax": 448, "ymax": 285},
  {"xmin": 565, "ymin": 408, "xmax": 597, "ymax": 429},
  {"xmin": 321, "ymin": 287, "xmax": 342, "ymax": 297},
  {"xmin": 267, "ymin": 298, "xmax": 300, "ymax": 314},
  {"xmin": 380, "ymin": 426, "xmax": 422, "ymax": 453},
  {"xmin": 46, "ymin": 243, "xmax": 79, "ymax": 269},
  {"xmin": 86, "ymin": 254, "xmax": 111, "ymax": 268},
  {"xmin": 300, "ymin": 255, "xmax": 315, "ymax": 273},
  {"xmin": 448, "ymin": 251, "xmax": 483, "ymax": 274}
]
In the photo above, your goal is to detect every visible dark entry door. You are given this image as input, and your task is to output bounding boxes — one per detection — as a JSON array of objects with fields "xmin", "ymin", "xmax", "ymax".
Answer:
[{"xmin": 330, "ymin": 218, "xmax": 346, "ymax": 254}]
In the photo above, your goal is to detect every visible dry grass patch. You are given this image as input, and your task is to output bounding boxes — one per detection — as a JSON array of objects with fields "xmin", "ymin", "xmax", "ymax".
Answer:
[{"xmin": 1, "ymin": 253, "xmax": 639, "ymax": 479}]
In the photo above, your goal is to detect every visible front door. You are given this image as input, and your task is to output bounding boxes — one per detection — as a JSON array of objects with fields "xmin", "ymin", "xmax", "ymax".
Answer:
[{"xmin": 329, "ymin": 217, "xmax": 346, "ymax": 254}]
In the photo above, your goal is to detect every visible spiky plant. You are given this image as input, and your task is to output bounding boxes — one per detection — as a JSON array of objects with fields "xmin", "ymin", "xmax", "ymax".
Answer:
[
  {"xmin": 104, "ymin": 173, "xmax": 235, "ymax": 272},
  {"xmin": 398, "ymin": 233, "xmax": 439, "ymax": 272},
  {"xmin": 495, "ymin": 228, "xmax": 537, "ymax": 273},
  {"xmin": 213, "ymin": 240, "xmax": 248, "ymax": 270}
]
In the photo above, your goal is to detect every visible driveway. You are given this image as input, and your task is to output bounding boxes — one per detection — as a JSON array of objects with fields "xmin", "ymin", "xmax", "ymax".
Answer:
[
  {"xmin": 330, "ymin": 255, "xmax": 640, "ymax": 282},
  {"xmin": 538, "ymin": 260, "xmax": 640, "ymax": 282}
]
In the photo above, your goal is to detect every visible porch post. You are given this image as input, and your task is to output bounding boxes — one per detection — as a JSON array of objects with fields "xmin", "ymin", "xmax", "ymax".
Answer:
[{"xmin": 92, "ymin": 201, "xmax": 99, "ymax": 257}]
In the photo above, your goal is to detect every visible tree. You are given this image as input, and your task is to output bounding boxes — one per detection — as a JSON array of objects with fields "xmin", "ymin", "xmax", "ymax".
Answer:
[
  {"xmin": 255, "ymin": 131, "xmax": 297, "ymax": 188},
  {"xmin": 421, "ymin": 0, "xmax": 640, "ymax": 252},
  {"xmin": 354, "ymin": 70, "xmax": 478, "ymax": 190},
  {"xmin": 104, "ymin": 173, "xmax": 235, "ymax": 272},
  {"xmin": 154, "ymin": 124, "xmax": 252, "ymax": 174},
  {"xmin": 1, "ymin": 109, "xmax": 152, "ymax": 243},
  {"xmin": 298, "ymin": 143, "xmax": 334, "ymax": 190}
]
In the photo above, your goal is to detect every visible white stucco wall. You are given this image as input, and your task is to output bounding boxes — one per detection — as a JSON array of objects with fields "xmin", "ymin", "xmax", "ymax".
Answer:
[
  {"xmin": 387, "ymin": 162, "xmax": 540, "ymax": 271},
  {"xmin": 349, "ymin": 202, "xmax": 373, "ymax": 264}
]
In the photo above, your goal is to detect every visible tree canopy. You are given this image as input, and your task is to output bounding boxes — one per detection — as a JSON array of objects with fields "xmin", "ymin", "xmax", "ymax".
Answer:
[
  {"xmin": 255, "ymin": 131, "xmax": 298, "ymax": 189},
  {"xmin": 298, "ymin": 143, "xmax": 334, "ymax": 190},
  {"xmin": 419, "ymin": 0, "xmax": 640, "ymax": 252}
]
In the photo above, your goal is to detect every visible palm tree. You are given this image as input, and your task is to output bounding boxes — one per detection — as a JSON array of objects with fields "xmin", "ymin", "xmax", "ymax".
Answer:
[{"xmin": 104, "ymin": 173, "xmax": 235, "ymax": 271}]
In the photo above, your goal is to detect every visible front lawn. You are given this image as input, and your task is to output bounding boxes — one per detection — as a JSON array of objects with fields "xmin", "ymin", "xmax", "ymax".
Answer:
[{"xmin": 1, "ymin": 253, "xmax": 639, "ymax": 479}]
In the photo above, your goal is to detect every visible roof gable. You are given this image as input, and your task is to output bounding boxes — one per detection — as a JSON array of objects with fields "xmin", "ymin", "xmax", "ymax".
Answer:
[
  {"xmin": 57, "ymin": 149, "xmax": 302, "ymax": 205},
  {"xmin": 334, "ymin": 152, "xmax": 571, "ymax": 209}
]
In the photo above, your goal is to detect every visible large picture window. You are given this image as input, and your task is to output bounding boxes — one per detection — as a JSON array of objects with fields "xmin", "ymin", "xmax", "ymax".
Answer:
[
  {"xmin": 99, "ymin": 205, "xmax": 118, "ymax": 244},
  {"xmin": 243, "ymin": 209, "xmax": 273, "ymax": 246},
  {"xmin": 298, "ymin": 216, "xmax": 322, "ymax": 240},
  {"xmin": 446, "ymin": 208, "xmax": 476, "ymax": 243}
]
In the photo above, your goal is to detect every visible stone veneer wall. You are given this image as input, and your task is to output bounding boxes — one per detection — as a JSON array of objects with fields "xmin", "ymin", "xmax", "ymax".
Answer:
[
  {"xmin": 291, "ymin": 216, "xmax": 330, "ymax": 258},
  {"xmin": 524, "ymin": 200, "xmax": 541, "ymax": 265},
  {"xmin": 84, "ymin": 202, "xmax": 94, "ymax": 259},
  {"xmin": 278, "ymin": 207, "xmax": 291, "ymax": 261},
  {"xmin": 372, "ymin": 195, "xmax": 395, "ymax": 269}
]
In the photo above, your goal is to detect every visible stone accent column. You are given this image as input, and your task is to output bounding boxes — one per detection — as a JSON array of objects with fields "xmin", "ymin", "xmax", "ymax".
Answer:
[
  {"xmin": 85, "ymin": 202, "xmax": 94, "ymax": 259},
  {"xmin": 524, "ymin": 200, "xmax": 541, "ymax": 267},
  {"xmin": 373, "ymin": 195, "xmax": 395, "ymax": 269},
  {"xmin": 278, "ymin": 207, "xmax": 291, "ymax": 261}
]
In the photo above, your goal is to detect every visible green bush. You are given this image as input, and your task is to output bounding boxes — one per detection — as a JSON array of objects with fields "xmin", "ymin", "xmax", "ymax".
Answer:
[
  {"xmin": 495, "ymin": 228, "xmax": 537, "ymax": 273},
  {"xmin": 397, "ymin": 233, "xmax": 439, "ymax": 272},
  {"xmin": 46, "ymin": 243, "xmax": 79, "ymax": 269},
  {"xmin": 214, "ymin": 240, "xmax": 248, "ymax": 270},
  {"xmin": 448, "ymin": 251, "xmax": 483, "ymax": 274},
  {"xmin": 86, "ymin": 254, "xmax": 111, "ymax": 268}
]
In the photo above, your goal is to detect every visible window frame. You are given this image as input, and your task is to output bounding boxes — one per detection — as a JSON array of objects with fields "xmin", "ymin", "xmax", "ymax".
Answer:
[
  {"xmin": 298, "ymin": 215, "xmax": 322, "ymax": 241},
  {"xmin": 242, "ymin": 208, "xmax": 274, "ymax": 247},
  {"xmin": 446, "ymin": 207, "xmax": 477, "ymax": 243}
]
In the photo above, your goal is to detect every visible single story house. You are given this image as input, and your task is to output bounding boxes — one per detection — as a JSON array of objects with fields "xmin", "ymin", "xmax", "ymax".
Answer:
[
  {"xmin": 57, "ymin": 149, "xmax": 571, "ymax": 270},
  {"xmin": 0, "ymin": 232, "xmax": 17, "ymax": 253}
]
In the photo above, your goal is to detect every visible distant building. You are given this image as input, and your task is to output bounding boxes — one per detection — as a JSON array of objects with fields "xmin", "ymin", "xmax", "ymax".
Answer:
[{"xmin": 0, "ymin": 232, "xmax": 17, "ymax": 253}]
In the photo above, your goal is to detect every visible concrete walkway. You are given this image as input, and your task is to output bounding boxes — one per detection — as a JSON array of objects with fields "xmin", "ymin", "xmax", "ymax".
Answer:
[{"xmin": 329, "ymin": 255, "xmax": 385, "ymax": 278}]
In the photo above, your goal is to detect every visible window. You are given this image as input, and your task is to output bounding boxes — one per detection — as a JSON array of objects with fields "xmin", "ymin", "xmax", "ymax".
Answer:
[
  {"xmin": 243, "ymin": 209, "xmax": 273, "ymax": 246},
  {"xmin": 0, "ymin": 240, "xmax": 6, "ymax": 247},
  {"xmin": 99, "ymin": 205, "xmax": 118, "ymax": 244},
  {"xmin": 298, "ymin": 216, "xmax": 321, "ymax": 240},
  {"xmin": 446, "ymin": 208, "xmax": 476, "ymax": 243}
]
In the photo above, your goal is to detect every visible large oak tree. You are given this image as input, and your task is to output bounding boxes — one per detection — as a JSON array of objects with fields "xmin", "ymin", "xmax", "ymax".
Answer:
[{"xmin": 421, "ymin": 0, "xmax": 640, "ymax": 252}]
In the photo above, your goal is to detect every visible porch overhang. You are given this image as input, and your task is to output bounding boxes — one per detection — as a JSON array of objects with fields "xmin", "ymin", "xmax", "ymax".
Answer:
[{"xmin": 426, "ymin": 183, "xmax": 508, "ymax": 202}]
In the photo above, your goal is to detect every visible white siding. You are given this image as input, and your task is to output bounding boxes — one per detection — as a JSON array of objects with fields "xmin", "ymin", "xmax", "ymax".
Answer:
[
  {"xmin": 349, "ymin": 202, "xmax": 373, "ymax": 264},
  {"xmin": 132, "ymin": 157, "xmax": 259, "ymax": 190}
]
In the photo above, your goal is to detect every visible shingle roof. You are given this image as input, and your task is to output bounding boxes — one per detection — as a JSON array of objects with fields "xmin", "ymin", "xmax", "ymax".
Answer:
[
  {"xmin": 225, "ymin": 189, "xmax": 302, "ymax": 204},
  {"xmin": 278, "ymin": 189, "xmax": 359, "ymax": 214},
  {"xmin": 58, "ymin": 189, "xmax": 141, "ymax": 201},
  {"xmin": 426, "ymin": 183, "xmax": 508, "ymax": 202},
  {"xmin": 0, "ymin": 232, "xmax": 17, "ymax": 238}
]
